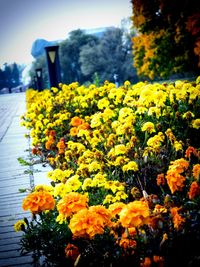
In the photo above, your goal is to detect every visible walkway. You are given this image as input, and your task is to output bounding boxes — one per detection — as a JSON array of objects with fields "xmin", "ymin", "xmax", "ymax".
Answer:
[{"xmin": 0, "ymin": 93, "xmax": 33, "ymax": 266}]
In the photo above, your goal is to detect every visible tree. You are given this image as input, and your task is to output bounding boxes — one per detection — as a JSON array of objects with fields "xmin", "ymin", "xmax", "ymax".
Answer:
[
  {"xmin": 12, "ymin": 63, "xmax": 20, "ymax": 86},
  {"xmin": 80, "ymin": 27, "xmax": 138, "ymax": 84},
  {"xmin": 59, "ymin": 29, "xmax": 99, "ymax": 84},
  {"xmin": 131, "ymin": 0, "xmax": 200, "ymax": 80}
]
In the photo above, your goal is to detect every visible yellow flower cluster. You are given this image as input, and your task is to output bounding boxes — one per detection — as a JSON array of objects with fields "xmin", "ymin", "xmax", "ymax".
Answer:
[{"xmin": 19, "ymin": 77, "xmax": 200, "ymax": 265}]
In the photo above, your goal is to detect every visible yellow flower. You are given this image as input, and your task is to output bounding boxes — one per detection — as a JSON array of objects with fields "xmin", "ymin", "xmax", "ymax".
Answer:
[
  {"xmin": 141, "ymin": 122, "xmax": 156, "ymax": 134},
  {"xmin": 66, "ymin": 175, "xmax": 82, "ymax": 192},
  {"xmin": 14, "ymin": 220, "xmax": 26, "ymax": 232},
  {"xmin": 122, "ymin": 161, "xmax": 139, "ymax": 172},
  {"xmin": 114, "ymin": 144, "xmax": 127, "ymax": 156},
  {"xmin": 191, "ymin": 119, "xmax": 200, "ymax": 129},
  {"xmin": 97, "ymin": 97, "xmax": 110, "ymax": 109}
]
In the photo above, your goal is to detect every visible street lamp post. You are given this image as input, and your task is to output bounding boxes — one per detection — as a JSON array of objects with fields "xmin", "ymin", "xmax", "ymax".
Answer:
[
  {"xmin": 45, "ymin": 45, "xmax": 61, "ymax": 88},
  {"xmin": 35, "ymin": 68, "xmax": 43, "ymax": 92},
  {"xmin": 34, "ymin": 76, "xmax": 38, "ymax": 90}
]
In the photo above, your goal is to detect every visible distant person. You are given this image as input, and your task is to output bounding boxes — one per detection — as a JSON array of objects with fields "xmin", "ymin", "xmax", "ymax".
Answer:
[{"xmin": 9, "ymin": 87, "xmax": 12, "ymax": 94}]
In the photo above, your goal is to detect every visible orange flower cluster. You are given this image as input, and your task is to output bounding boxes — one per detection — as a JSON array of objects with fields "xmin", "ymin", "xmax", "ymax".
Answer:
[
  {"xmin": 166, "ymin": 158, "xmax": 189, "ymax": 194},
  {"xmin": 118, "ymin": 227, "xmax": 137, "ymax": 251},
  {"xmin": 70, "ymin": 116, "xmax": 90, "ymax": 137},
  {"xmin": 57, "ymin": 192, "xmax": 88, "ymax": 219},
  {"xmin": 170, "ymin": 207, "xmax": 185, "ymax": 230},
  {"xmin": 140, "ymin": 255, "xmax": 164, "ymax": 267},
  {"xmin": 119, "ymin": 200, "xmax": 150, "ymax": 228},
  {"xmin": 22, "ymin": 191, "xmax": 55, "ymax": 213},
  {"xmin": 69, "ymin": 206, "xmax": 111, "ymax": 239}
]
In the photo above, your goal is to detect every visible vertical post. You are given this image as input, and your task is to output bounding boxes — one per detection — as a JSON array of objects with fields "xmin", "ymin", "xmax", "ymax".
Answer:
[
  {"xmin": 45, "ymin": 45, "xmax": 61, "ymax": 88},
  {"xmin": 34, "ymin": 76, "xmax": 38, "ymax": 90},
  {"xmin": 35, "ymin": 68, "xmax": 43, "ymax": 92}
]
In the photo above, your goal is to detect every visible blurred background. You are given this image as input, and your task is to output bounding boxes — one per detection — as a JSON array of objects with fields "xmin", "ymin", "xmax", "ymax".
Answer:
[{"xmin": 0, "ymin": 0, "xmax": 199, "ymax": 92}]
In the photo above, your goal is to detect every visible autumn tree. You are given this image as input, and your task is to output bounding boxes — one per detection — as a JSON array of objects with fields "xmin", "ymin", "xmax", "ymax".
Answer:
[{"xmin": 131, "ymin": 0, "xmax": 200, "ymax": 80}]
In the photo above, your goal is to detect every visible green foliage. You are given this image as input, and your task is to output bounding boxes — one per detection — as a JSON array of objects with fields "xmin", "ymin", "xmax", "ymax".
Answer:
[{"xmin": 131, "ymin": 0, "xmax": 200, "ymax": 80}]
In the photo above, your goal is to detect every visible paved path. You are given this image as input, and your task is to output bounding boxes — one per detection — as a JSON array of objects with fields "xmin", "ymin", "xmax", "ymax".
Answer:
[{"xmin": 0, "ymin": 93, "xmax": 33, "ymax": 266}]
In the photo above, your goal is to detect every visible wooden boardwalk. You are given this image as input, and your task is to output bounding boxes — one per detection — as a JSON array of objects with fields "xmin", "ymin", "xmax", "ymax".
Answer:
[{"xmin": 0, "ymin": 93, "xmax": 33, "ymax": 266}]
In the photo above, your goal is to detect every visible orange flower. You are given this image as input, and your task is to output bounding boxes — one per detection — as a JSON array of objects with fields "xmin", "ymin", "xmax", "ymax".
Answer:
[
  {"xmin": 71, "ymin": 116, "xmax": 83, "ymax": 127},
  {"xmin": 188, "ymin": 181, "xmax": 200, "ymax": 199},
  {"xmin": 119, "ymin": 200, "xmax": 150, "ymax": 228},
  {"xmin": 156, "ymin": 173, "xmax": 165, "ymax": 186},
  {"xmin": 185, "ymin": 146, "xmax": 198, "ymax": 159},
  {"xmin": 140, "ymin": 257, "xmax": 151, "ymax": 267},
  {"xmin": 89, "ymin": 205, "xmax": 112, "ymax": 227},
  {"xmin": 192, "ymin": 164, "xmax": 200, "ymax": 180},
  {"xmin": 168, "ymin": 158, "xmax": 189, "ymax": 173},
  {"xmin": 69, "ymin": 208, "xmax": 105, "ymax": 239},
  {"xmin": 170, "ymin": 207, "xmax": 185, "ymax": 230},
  {"xmin": 65, "ymin": 243, "xmax": 80, "ymax": 261},
  {"xmin": 22, "ymin": 191, "xmax": 55, "ymax": 213},
  {"xmin": 153, "ymin": 255, "xmax": 164, "ymax": 266},
  {"xmin": 57, "ymin": 138, "xmax": 66, "ymax": 154},
  {"xmin": 78, "ymin": 122, "xmax": 90, "ymax": 130},
  {"xmin": 108, "ymin": 202, "xmax": 126, "ymax": 218},
  {"xmin": 57, "ymin": 192, "xmax": 88, "ymax": 219},
  {"xmin": 119, "ymin": 237, "xmax": 137, "ymax": 251},
  {"xmin": 166, "ymin": 170, "xmax": 185, "ymax": 194}
]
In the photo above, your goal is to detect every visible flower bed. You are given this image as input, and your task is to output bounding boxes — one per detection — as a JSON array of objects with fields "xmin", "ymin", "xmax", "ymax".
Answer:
[{"xmin": 16, "ymin": 78, "xmax": 200, "ymax": 266}]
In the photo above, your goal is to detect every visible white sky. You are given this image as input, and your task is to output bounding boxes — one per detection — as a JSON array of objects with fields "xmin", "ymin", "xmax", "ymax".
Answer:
[{"xmin": 0, "ymin": 0, "xmax": 132, "ymax": 67}]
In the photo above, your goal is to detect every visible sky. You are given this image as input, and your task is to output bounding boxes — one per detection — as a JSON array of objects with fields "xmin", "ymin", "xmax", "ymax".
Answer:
[{"xmin": 0, "ymin": 0, "xmax": 132, "ymax": 67}]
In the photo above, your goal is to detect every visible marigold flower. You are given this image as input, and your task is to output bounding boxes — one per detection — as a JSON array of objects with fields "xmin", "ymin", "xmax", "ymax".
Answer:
[
  {"xmin": 65, "ymin": 243, "xmax": 80, "ymax": 261},
  {"xmin": 153, "ymin": 255, "xmax": 164, "ymax": 266},
  {"xmin": 57, "ymin": 192, "xmax": 88, "ymax": 219},
  {"xmin": 14, "ymin": 220, "xmax": 26, "ymax": 232},
  {"xmin": 141, "ymin": 122, "xmax": 156, "ymax": 134},
  {"xmin": 140, "ymin": 257, "xmax": 151, "ymax": 267},
  {"xmin": 191, "ymin": 119, "xmax": 200, "ymax": 129},
  {"xmin": 108, "ymin": 202, "xmax": 126, "ymax": 218},
  {"xmin": 22, "ymin": 191, "xmax": 55, "ymax": 213},
  {"xmin": 89, "ymin": 205, "xmax": 112, "ymax": 227},
  {"xmin": 193, "ymin": 164, "xmax": 200, "ymax": 180},
  {"xmin": 156, "ymin": 173, "xmax": 165, "ymax": 186},
  {"xmin": 69, "ymin": 208, "xmax": 106, "ymax": 239},
  {"xmin": 170, "ymin": 207, "xmax": 185, "ymax": 230},
  {"xmin": 166, "ymin": 170, "xmax": 185, "ymax": 194},
  {"xmin": 71, "ymin": 116, "xmax": 83, "ymax": 127},
  {"xmin": 57, "ymin": 138, "xmax": 66, "ymax": 154},
  {"xmin": 119, "ymin": 237, "xmax": 137, "ymax": 251},
  {"xmin": 70, "ymin": 127, "xmax": 79, "ymax": 136},
  {"xmin": 119, "ymin": 200, "xmax": 150, "ymax": 228},
  {"xmin": 185, "ymin": 146, "xmax": 198, "ymax": 159},
  {"xmin": 169, "ymin": 158, "xmax": 189, "ymax": 173},
  {"xmin": 188, "ymin": 181, "xmax": 200, "ymax": 199},
  {"xmin": 122, "ymin": 161, "xmax": 138, "ymax": 172},
  {"xmin": 114, "ymin": 144, "xmax": 127, "ymax": 156}
]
